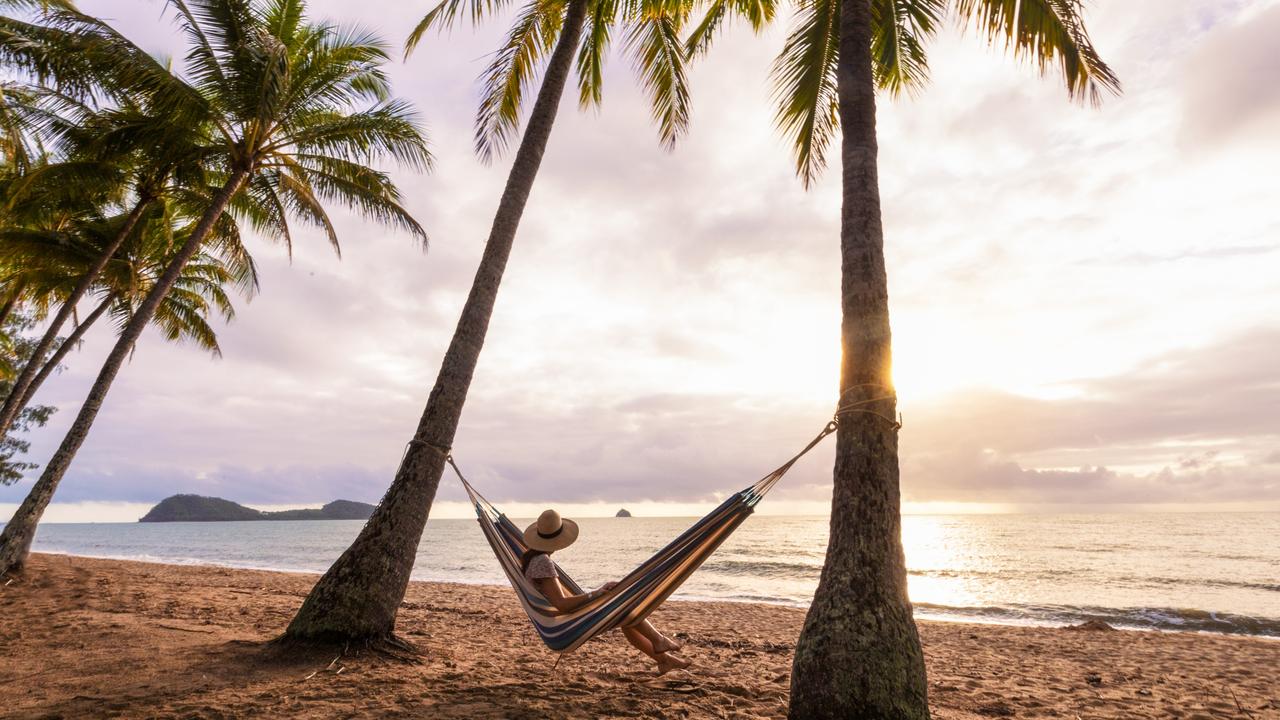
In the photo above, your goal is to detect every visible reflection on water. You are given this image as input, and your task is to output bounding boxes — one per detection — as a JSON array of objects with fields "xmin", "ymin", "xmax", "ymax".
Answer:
[{"xmin": 26, "ymin": 512, "xmax": 1280, "ymax": 636}]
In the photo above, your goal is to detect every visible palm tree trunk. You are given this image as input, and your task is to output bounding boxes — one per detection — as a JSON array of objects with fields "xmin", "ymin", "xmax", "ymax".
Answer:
[
  {"xmin": 0, "ymin": 200, "xmax": 149, "ymax": 438},
  {"xmin": 282, "ymin": 0, "xmax": 590, "ymax": 644},
  {"xmin": 14, "ymin": 293, "xmax": 114, "ymax": 413},
  {"xmin": 787, "ymin": 0, "xmax": 930, "ymax": 717},
  {"xmin": 0, "ymin": 279, "xmax": 28, "ymax": 327},
  {"xmin": 0, "ymin": 174, "xmax": 246, "ymax": 578}
]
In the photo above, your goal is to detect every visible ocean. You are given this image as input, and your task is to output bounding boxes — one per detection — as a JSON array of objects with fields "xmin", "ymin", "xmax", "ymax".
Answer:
[{"xmin": 23, "ymin": 512, "xmax": 1280, "ymax": 638}]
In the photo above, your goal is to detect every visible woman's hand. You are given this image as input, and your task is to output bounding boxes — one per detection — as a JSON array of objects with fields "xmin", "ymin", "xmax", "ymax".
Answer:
[{"xmin": 601, "ymin": 581, "xmax": 619, "ymax": 591}]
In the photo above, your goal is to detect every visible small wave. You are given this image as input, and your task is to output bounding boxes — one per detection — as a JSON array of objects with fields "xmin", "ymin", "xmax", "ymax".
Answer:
[
  {"xmin": 35, "ymin": 549, "xmax": 328, "ymax": 576},
  {"xmin": 670, "ymin": 592, "xmax": 807, "ymax": 608},
  {"xmin": 1201, "ymin": 553, "xmax": 1269, "ymax": 562},
  {"xmin": 907, "ymin": 567, "xmax": 1079, "ymax": 581},
  {"xmin": 1135, "ymin": 576, "xmax": 1280, "ymax": 593},
  {"xmin": 1045, "ymin": 546, "xmax": 1116, "ymax": 554},
  {"xmin": 904, "ymin": 569, "xmax": 1279, "ymax": 594},
  {"xmin": 913, "ymin": 602, "xmax": 1280, "ymax": 638},
  {"xmin": 701, "ymin": 559, "xmax": 822, "ymax": 578}
]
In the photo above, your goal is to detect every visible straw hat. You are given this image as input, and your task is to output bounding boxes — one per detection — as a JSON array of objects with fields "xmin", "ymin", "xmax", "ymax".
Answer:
[{"xmin": 523, "ymin": 509, "xmax": 579, "ymax": 552}]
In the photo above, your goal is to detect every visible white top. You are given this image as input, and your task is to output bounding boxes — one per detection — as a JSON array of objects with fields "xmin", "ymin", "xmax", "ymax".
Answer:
[{"xmin": 524, "ymin": 553, "xmax": 558, "ymax": 582}]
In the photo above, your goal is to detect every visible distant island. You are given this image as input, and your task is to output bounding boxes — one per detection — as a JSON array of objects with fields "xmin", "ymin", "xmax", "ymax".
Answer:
[
  {"xmin": 615, "ymin": 508, "xmax": 632, "ymax": 518},
  {"xmin": 139, "ymin": 494, "xmax": 375, "ymax": 523}
]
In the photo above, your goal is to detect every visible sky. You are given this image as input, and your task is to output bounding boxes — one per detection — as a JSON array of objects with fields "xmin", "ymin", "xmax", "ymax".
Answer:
[{"xmin": 2, "ymin": 0, "xmax": 1279, "ymax": 522}]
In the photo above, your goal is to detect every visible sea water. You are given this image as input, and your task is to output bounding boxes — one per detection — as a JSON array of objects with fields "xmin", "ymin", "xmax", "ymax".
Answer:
[{"xmin": 20, "ymin": 512, "xmax": 1280, "ymax": 637}]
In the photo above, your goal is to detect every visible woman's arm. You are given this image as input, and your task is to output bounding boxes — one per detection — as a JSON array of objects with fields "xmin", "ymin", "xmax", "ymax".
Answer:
[{"xmin": 537, "ymin": 578, "xmax": 616, "ymax": 612}]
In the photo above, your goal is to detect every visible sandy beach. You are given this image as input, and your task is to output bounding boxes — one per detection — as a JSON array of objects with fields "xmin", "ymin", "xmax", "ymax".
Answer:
[{"xmin": 2, "ymin": 554, "xmax": 1277, "ymax": 719}]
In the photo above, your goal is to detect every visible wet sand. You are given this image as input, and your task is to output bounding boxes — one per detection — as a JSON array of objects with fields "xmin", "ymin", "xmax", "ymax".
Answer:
[{"xmin": 2, "ymin": 554, "xmax": 1277, "ymax": 719}]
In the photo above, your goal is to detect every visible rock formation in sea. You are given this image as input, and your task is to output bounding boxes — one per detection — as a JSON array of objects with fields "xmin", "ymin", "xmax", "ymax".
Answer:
[{"xmin": 615, "ymin": 508, "xmax": 632, "ymax": 517}]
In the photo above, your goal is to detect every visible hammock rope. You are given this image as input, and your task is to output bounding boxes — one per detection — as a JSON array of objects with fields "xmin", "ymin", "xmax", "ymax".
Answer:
[{"xmin": 438, "ymin": 409, "xmax": 879, "ymax": 654}]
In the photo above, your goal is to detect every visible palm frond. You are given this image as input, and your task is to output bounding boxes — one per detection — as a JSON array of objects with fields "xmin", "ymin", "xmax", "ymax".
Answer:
[
  {"xmin": 576, "ymin": 0, "xmax": 616, "ymax": 109},
  {"xmin": 871, "ymin": 0, "xmax": 943, "ymax": 95},
  {"xmin": 274, "ymin": 162, "xmax": 340, "ymax": 256},
  {"xmin": 625, "ymin": 4, "xmax": 692, "ymax": 149},
  {"xmin": 405, "ymin": 0, "xmax": 520, "ymax": 56},
  {"xmin": 685, "ymin": 0, "xmax": 774, "ymax": 57},
  {"xmin": 276, "ymin": 100, "xmax": 432, "ymax": 171},
  {"xmin": 954, "ymin": 0, "xmax": 1119, "ymax": 103},
  {"xmin": 473, "ymin": 0, "xmax": 563, "ymax": 162},
  {"xmin": 770, "ymin": 0, "xmax": 840, "ymax": 187},
  {"xmin": 284, "ymin": 153, "xmax": 427, "ymax": 245}
]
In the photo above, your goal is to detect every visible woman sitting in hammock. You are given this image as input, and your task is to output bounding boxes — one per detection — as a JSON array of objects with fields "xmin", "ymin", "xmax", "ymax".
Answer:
[{"xmin": 521, "ymin": 509, "xmax": 692, "ymax": 675}]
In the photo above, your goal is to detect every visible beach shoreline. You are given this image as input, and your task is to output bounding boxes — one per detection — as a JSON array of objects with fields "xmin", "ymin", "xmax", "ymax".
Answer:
[
  {"xmin": 3, "ymin": 553, "xmax": 1278, "ymax": 719},
  {"xmin": 29, "ymin": 544, "xmax": 1280, "ymax": 639}
]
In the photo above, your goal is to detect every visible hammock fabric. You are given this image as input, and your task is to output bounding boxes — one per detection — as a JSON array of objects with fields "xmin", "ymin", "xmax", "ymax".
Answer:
[{"xmin": 448, "ymin": 421, "xmax": 838, "ymax": 654}]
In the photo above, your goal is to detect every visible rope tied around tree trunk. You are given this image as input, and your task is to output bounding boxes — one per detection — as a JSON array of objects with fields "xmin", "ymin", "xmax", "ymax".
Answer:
[
  {"xmin": 399, "ymin": 438, "xmax": 454, "ymax": 469},
  {"xmin": 833, "ymin": 383, "xmax": 903, "ymax": 430}
]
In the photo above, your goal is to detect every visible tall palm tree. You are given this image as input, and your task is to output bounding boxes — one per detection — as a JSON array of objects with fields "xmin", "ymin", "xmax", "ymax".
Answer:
[
  {"xmin": 284, "ymin": 0, "xmax": 750, "ymax": 645},
  {"xmin": 0, "ymin": 0, "xmax": 430, "ymax": 578},
  {"xmin": 696, "ymin": 1, "xmax": 1118, "ymax": 716}
]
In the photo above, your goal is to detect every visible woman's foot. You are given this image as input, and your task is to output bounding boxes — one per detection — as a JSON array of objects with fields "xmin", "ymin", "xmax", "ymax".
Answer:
[
  {"xmin": 656, "ymin": 652, "xmax": 691, "ymax": 675},
  {"xmin": 652, "ymin": 634, "xmax": 682, "ymax": 654}
]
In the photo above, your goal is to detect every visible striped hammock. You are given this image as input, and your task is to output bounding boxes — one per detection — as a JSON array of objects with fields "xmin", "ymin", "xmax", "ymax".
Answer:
[{"xmin": 447, "ymin": 422, "xmax": 836, "ymax": 654}]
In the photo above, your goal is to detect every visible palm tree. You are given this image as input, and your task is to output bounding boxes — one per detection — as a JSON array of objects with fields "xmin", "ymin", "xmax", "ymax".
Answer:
[
  {"xmin": 0, "ymin": 203, "xmax": 126, "ymax": 409},
  {"xmin": 0, "ymin": 0, "xmax": 429, "ymax": 578},
  {"xmin": 692, "ymin": 1, "xmax": 1118, "ymax": 716},
  {"xmin": 283, "ymin": 0, "xmax": 747, "ymax": 645},
  {"xmin": 0, "ymin": 202, "xmax": 252, "ymax": 484},
  {"xmin": 0, "ymin": 9, "xmax": 221, "ymax": 440}
]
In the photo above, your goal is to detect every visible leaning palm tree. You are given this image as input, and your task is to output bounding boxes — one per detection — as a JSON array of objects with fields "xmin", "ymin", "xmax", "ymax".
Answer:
[
  {"xmin": 693, "ymin": 1, "xmax": 1118, "ymax": 717},
  {"xmin": 0, "ymin": 8, "xmax": 222, "ymax": 441},
  {"xmin": 0, "ymin": 0, "xmax": 429, "ymax": 578},
  {"xmin": 0, "ymin": 153, "xmax": 125, "ymax": 423},
  {"xmin": 0, "ymin": 206, "xmax": 251, "ymax": 484},
  {"xmin": 283, "ymin": 0, "xmax": 753, "ymax": 645},
  {"xmin": 0, "ymin": 196, "xmax": 121, "ymax": 400}
]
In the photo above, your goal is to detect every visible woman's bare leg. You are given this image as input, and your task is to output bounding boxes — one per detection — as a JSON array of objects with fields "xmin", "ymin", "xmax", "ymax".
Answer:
[
  {"xmin": 633, "ymin": 619, "xmax": 681, "ymax": 653},
  {"xmin": 622, "ymin": 626, "xmax": 657, "ymax": 659},
  {"xmin": 622, "ymin": 626, "xmax": 690, "ymax": 674}
]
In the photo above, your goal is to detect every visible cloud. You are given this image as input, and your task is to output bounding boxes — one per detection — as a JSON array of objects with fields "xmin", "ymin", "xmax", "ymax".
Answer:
[
  {"xmin": 10, "ymin": 327, "xmax": 1276, "ymax": 511},
  {"xmin": 900, "ymin": 328, "xmax": 1280, "ymax": 504},
  {"xmin": 1181, "ymin": 4, "xmax": 1280, "ymax": 146},
  {"xmin": 4, "ymin": 0, "xmax": 1278, "ymax": 519}
]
